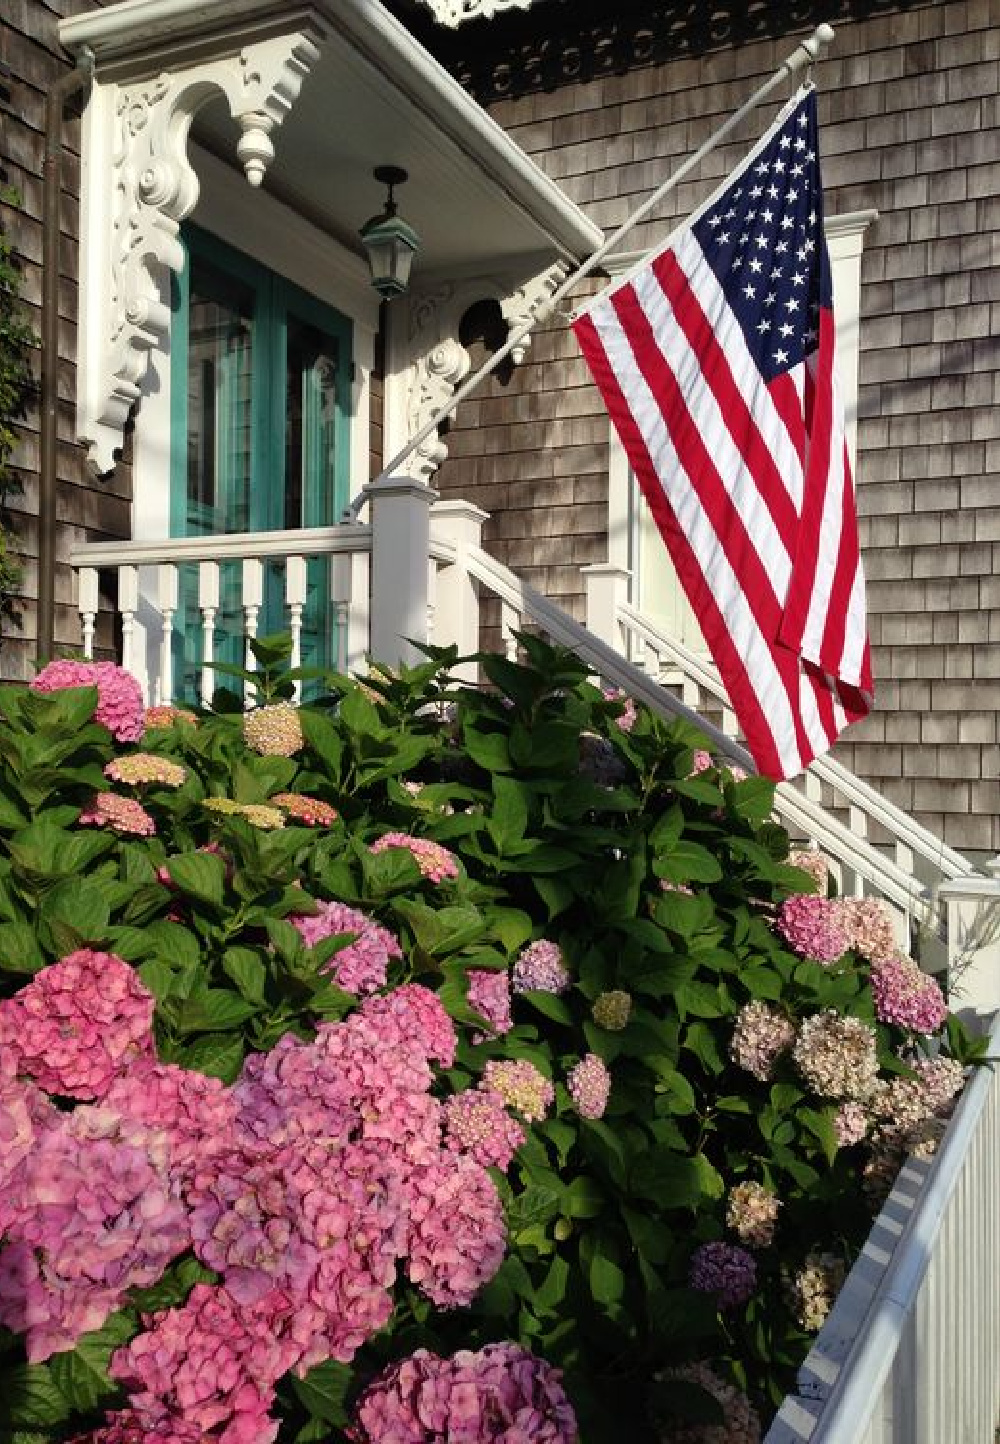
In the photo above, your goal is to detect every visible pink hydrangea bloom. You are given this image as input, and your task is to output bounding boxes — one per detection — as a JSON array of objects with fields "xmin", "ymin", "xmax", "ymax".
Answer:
[
  {"xmin": 104, "ymin": 754, "xmax": 187, "ymax": 788},
  {"xmin": 788, "ymin": 848, "xmax": 830, "ymax": 895},
  {"xmin": 775, "ymin": 894, "xmax": 850, "ymax": 964},
  {"xmin": 691, "ymin": 748, "xmax": 714, "ymax": 774},
  {"xmin": 403, "ymin": 1154, "xmax": 507, "ymax": 1307},
  {"xmin": 661, "ymin": 1362, "xmax": 760, "ymax": 1444},
  {"xmin": 870, "ymin": 953, "xmax": 948, "ymax": 1033},
  {"xmin": 566, "ymin": 1054, "xmax": 611, "ymax": 1120},
  {"xmin": 840, "ymin": 897, "xmax": 899, "ymax": 965},
  {"xmin": 270, "ymin": 793, "xmax": 339, "ymax": 827},
  {"xmin": 290, "ymin": 900, "xmax": 403, "ymax": 995},
  {"xmin": 0, "ymin": 1074, "xmax": 57, "ymax": 1235},
  {"xmin": 0, "ymin": 949, "xmax": 154, "ymax": 1100},
  {"xmin": 360, "ymin": 983, "xmax": 457, "ymax": 1068},
  {"xmin": 602, "ymin": 686, "xmax": 638, "ymax": 733},
  {"xmin": 78, "ymin": 792, "xmax": 157, "ymax": 836},
  {"xmin": 348, "ymin": 1344, "xmax": 579, "ymax": 1444},
  {"xmin": 512, "ymin": 939, "xmax": 571, "ymax": 994},
  {"xmin": 31, "ymin": 659, "xmax": 145, "ymax": 742},
  {"xmin": 833, "ymin": 1101, "xmax": 868, "ymax": 1148},
  {"xmin": 467, "ymin": 968, "xmax": 513, "ymax": 1038},
  {"xmin": 482, "ymin": 1059, "xmax": 554, "ymax": 1122},
  {"xmin": 688, "ymin": 1241, "xmax": 757, "ymax": 1310},
  {"xmin": 68, "ymin": 1412, "xmax": 205, "ymax": 1444},
  {"xmin": 369, "ymin": 831, "xmax": 460, "ymax": 883},
  {"xmin": 104, "ymin": 1059, "xmax": 236, "ymax": 1183},
  {"xmin": 730, "ymin": 1002, "xmax": 796, "ymax": 1081},
  {"xmin": 444, "ymin": 1087, "xmax": 525, "ymax": 1170},
  {"xmin": 0, "ymin": 1105, "xmax": 189, "ymax": 1361},
  {"xmin": 144, "ymin": 704, "xmax": 198, "ymax": 730}
]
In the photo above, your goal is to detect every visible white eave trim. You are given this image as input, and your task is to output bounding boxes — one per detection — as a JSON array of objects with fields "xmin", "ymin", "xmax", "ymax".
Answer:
[{"xmin": 59, "ymin": 0, "xmax": 604, "ymax": 265}]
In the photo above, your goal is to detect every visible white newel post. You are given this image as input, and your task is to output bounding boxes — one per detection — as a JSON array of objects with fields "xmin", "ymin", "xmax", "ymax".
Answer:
[
  {"xmin": 430, "ymin": 500, "xmax": 489, "ymax": 681},
  {"xmin": 582, "ymin": 563, "xmax": 631, "ymax": 653},
  {"xmin": 364, "ymin": 477, "xmax": 438, "ymax": 669},
  {"xmin": 938, "ymin": 875, "xmax": 1000, "ymax": 1029}
]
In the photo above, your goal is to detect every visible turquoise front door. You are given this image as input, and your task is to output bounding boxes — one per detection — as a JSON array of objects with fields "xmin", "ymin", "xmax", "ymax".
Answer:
[{"xmin": 170, "ymin": 227, "xmax": 352, "ymax": 700}]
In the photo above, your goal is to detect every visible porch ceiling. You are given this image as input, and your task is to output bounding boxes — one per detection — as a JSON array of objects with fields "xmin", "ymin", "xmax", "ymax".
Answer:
[{"xmin": 59, "ymin": 0, "xmax": 604, "ymax": 285}]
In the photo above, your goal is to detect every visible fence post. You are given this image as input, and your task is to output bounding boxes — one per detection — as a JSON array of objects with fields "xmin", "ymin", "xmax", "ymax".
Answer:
[
  {"xmin": 430, "ymin": 499, "xmax": 489, "ymax": 681},
  {"xmin": 363, "ymin": 476, "xmax": 438, "ymax": 669},
  {"xmin": 582, "ymin": 563, "xmax": 631, "ymax": 653},
  {"xmin": 937, "ymin": 875, "xmax": 1000, "ymax": 1029}
]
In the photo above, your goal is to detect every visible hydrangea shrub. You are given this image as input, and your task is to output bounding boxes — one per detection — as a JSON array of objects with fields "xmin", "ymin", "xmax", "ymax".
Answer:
[{"xmin": 0, "ymin": 638, "xmax": 983, "ymax": 1444}]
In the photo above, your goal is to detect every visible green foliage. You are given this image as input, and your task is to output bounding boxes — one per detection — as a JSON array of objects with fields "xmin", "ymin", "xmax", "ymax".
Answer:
[{"xmin": 0, "ymin": 638, "xmax": 977, "ymax": 1441}]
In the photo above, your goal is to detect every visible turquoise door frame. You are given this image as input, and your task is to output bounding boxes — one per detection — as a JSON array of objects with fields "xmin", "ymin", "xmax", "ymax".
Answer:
[{"xmin": 170, "ymin": 227, "xmax": 352, "ymax": 696}]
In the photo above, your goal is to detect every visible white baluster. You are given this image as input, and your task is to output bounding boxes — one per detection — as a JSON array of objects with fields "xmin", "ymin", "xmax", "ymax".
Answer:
[
  {"xmin": 285, "ymin": 555, "xmax": 307, "ymax": 697},
  {"xmin": 682, "ymin": 675, "xmax": 699, "ymax": 708},
  {"xmin": 347, "ymin": 549, "xmax": 370, "ymax": 673},
  {"xmin": 500, "ymin": 600, "xmax": 520, "ymax": 661},
  {"xmin": 119, "ymin": 565, "xmax": 142, "ymax": 695},
  {"xmin": 156, "ymin": 564, "xmax": 178, "ymax": 706},
  {"xmin": 198, "ymin": 561, "xmax": 220, "ymax": 709},
  {"xmin": 427, "ymin": 556, "xmax": 437, "ymax": 646},
  {"xmin": 805, "ymin": 770, "xmax": 823, "ymax": 804},
  {"xmin": 722, "ymin": 704, "xmax": 738, "ymax": 736},
  {"xmin": 895, "ymin": 840, "xmax": 915, "ymax": 879},
  {"xmin": 77, "ymin": 567, "xmax": 99, "ymax": 660},
  {"xmin": 242, "ymin": 558, "xmax": 264, "ymax": 701}
]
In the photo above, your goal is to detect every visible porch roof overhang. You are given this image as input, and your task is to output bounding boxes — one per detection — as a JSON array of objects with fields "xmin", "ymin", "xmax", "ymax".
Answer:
[{"xmin": 59, "ymin": 0, "xmax": 603, "ymax": 284}]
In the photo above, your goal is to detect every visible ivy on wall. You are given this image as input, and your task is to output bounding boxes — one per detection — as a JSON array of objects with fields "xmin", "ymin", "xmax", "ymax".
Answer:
[{"xmin": 0, "ymin": 187, "xmax": 34, "ymax": 636}]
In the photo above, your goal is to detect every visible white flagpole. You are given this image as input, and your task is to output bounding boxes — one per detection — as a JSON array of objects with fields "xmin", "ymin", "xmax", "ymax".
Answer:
[{"xmin": 362, "ymin": 21, "xmax": 835, "ymax": 501}]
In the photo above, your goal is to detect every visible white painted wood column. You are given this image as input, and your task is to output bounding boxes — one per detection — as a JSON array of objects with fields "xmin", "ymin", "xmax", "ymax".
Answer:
[
  {"xmin": 582, "ymin": 563, "xmax": 631, "ymax": 653},
  {"xmin": 363, "ymin": 477, "xmax": 437, "ymax": 668},
  {"xmin": 430, "ymin": 500, "xmax": 489, "ymax": 681},
  {"xmin": 938, "ymin": 874, "xmax": 1000, "ymax": 1029}
]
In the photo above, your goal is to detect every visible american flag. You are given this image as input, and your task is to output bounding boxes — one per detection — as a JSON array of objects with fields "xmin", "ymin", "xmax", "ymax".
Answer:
[{"xmin": 573, "ymin": 86, "xmax": 872, "ymax": 780}]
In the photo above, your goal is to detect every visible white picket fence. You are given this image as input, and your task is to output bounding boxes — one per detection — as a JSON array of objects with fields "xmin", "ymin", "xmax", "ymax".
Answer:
[{"xmin": 765, "ymin": 1015, "xmax": 1000, "ymax": 1444}]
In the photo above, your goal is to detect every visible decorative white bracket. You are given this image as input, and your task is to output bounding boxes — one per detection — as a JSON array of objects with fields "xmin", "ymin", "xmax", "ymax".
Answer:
[
  {"xmin": 76, "ymin": 24, "xmax": 323, "ymax": 473},
  {"xmin": 419, "ymin": 0, "xmax": 537, "ymax": 26},
  {"xmin": 388, "ymin": 261, "xmax": 566, "ymax": 484}
]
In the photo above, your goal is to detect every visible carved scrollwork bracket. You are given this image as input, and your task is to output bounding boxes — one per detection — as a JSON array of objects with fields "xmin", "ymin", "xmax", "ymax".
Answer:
[{"xmin": 78, "ymin": 28, "xmax": 322, "ymax": 473}]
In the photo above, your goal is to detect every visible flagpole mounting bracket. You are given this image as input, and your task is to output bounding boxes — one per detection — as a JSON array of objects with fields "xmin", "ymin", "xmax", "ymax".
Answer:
[{"xmin": 786, "ymin": 22, "xmax": 835, "ymax": 79}]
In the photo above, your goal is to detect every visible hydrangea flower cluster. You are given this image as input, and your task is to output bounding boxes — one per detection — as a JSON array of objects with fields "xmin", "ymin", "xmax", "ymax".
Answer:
[
  {"xmin": 658, "ymin": 1361, "xmax": 761, "ymax": 1444},
  {"xmin": 602, "ymin": 686, "xmax": 638, "ymax": 733},
  {"xmin": 78, "ymin": 793, "xmax": 157, "ymax": 836},
  {"xmin": 0, "ymin": 950, "xmax": 154, "ymax": 1100},
  {"xmin": 512, "ymin": 939, "xmax": 571, "ymax": 994},
  {"xmin": 839, "ymin": 897, "xmax": 899, "ymax": 965},
  {"xmin": 863, "ymin": 1056, "xmax": 965, "ymax": 1196},
  {"xmin": 144, "ymin": 703, "xmax": 198, "ymax": 729},
  {"xmin": 729, "ymin": 1002, "xmax": 796, "ymax": 1081},
  {"xmin": 784, "ymin": 1252, "xmax": 846, "ymax": 1332},
  {"xmin": 482, "ymin": 1059, "xmax": 554, "ymax": 1122},
  {"xmin": 870, "ymin": 953, "xmax": 948, "ymax": 1033},
  {"xmin": 270, "ymin": 793, "xmax": 339, "ymax": 827},
  {"xmin": 787, "ymin": 848, "xmax": 830, "ymax": 895},
  {"xmin": 688, "ymin": 1241, "xmax": 757, "ymax": 1310},
  {"xmin": 443, "ymin": 1087, "xmax": 525, "ymax": 1170},
  {"xmin": 726, "ymin": 1181, "xmax": 781, "ymax": 1249},
  {"xmin": 204, "ymin": 798, "xmax": 286, "ymax": 830},
  {"xmin": 347, "ymin": 1344, "xmax": 579, "ymax": 1444},
  {"xmin": 833, "ymin": 1101, "xmax": 869, "ymax": 1149},
  {"xmin": 467, "ymin": 968, "xmax": 513, "ymax": 1038},
  {"xmin": 290, "ymin": 900, "xmax": 403, "ymax": 995},
  {"xmin": 370, "ymin": 831, "xmax": 460, "ymax": 883},
  {"xmin": 774, "ymin": 894, "xmax": 850, "ymax": 964},
  {"xmin": 31, "ymin": 659, "xmax": 146, "ymax": 742},
  {"xmin": 793, "ymin": 1012, "xmax": 880, "ymax": 1102},
  {"xmin": 104, "ymin": 754, "xmax": 187, "ymax": 788},
  {"xmin": 243, "ymin": 702, "xmax": 303, "ymax": 757},
  {"xmin": 592, "ymin": 989, "xmax": 632, "ymax": 1030},
  {"xmin": 567, "ymin": 1054, "xmax": 611, "ymax": 1119}
]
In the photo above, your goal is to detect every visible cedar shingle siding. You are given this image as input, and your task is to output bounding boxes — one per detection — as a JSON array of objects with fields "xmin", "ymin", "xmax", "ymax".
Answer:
[
  {"xmin": 431, "ymin": 0, "xmax": 1000, "ymax": 855},
  {"xmin": 1, "ymin": 1, "xmax": 124, "ymax": 683}
]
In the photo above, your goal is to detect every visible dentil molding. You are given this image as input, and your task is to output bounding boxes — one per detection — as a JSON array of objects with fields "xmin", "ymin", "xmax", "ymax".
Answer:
[{"xmin": 76, "ymin": 24, "xmax": 323, "ymax": 474}]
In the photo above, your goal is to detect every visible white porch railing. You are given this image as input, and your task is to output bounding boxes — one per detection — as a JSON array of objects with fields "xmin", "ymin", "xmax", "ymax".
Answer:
[{"xmin": 765, "ymin": 1014, "xmax": 1000, "ymax": 1444}]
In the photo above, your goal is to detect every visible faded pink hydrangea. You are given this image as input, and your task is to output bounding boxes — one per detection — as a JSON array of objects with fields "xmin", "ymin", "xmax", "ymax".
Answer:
[
  {"xmin": 833, "ymin": 1101, "xmax": 868, "ymax": 1148},
  {"xmin": 785, "ymin": 1252, "xmax": 846, "ymax": 1332},
  {"xmin": 31, "ymin": 659, "xmax": 145, "ymax": 743},
  {"xmin": 369, "ymin": 831, "xmax": 460, "ymax": 884},
  {"xmin": 467, "ymin": 968, "xmax": 513, "ymax": 1039},
  {"xmin": 290, "ymin": 900, "xmax": 403, "ymax": 995},
  {"xmin": 348, "ymin": 1344, "xmax": 579, "ymax": 1444},
  {"xmin": 0, "ymin": 1105, "xmax": 189, "ymax": 1361},
  {"xmin": 567, "ymin": 1053, "xmax": 611, "ymax": 1120},
  {"xmin": 659, "ymin": 1361, "xmax": 761, "ymax": 1444},
  {"xmin": 840, "ymin": 897, "xmax": 898, "ymax": 965},
  {"xmin": 104, "ymin": 754, "xmax": 187, "ymax": 788},
  {"xmin": 788, "ymin": 848, "xmax": 830, "ymax": 895},
  {"xmin": 602, "ymin": 686, "xmax": 638, "ymax": 733},
  {"xmin": 78, "ymin": 792, "xmax": 156, "ymax": 836},
  {"xmin": 726, "ymin": 1182, "xmax": 781, "ymax": 1249},
  {"xmin": 775, "ymin": 894, "xmax": 850, "ymax": 964},
  {"xmin": 482, "ymin": 1058, "xmax": 554, "ymax": 1122},
  {"xmin": 870, "ymin": 953, "xmax": 948, "ymax": 1034},
  {"xmin": 444, "ymin": 1087, "xmax": 525, "ymax": 1170},
  {"xmin": 243, "ymin": 702, "xmax": 303, "ymax": 757},
  {"xmin": 729, "ymin": 1002, "xmax": 796, "ymax": 1081},
  {"xmin": 270, "ymin": 793, "xmax": 339, "ymax": 827},
  {"xmin": 691, "ymin": 748, "xmax": 714, "ymax": 774},
  {"xmin": 512, "ymin": 939, "xmax": 571, "ymax": 995},
  {"xmin": 688, "ymin": 1241, "xmax": 757, "ymax": 1310},
  {"xmin": 0, "ymin": 949, "xmax": 154, "ymax": 1100},
  {"xmin": 793, "ymin": 1011, "xmax": 880, "ymax": 1102},
  {"xmin": 144, "ymin": 704, "xmax": 198, "ymax": 730}
]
